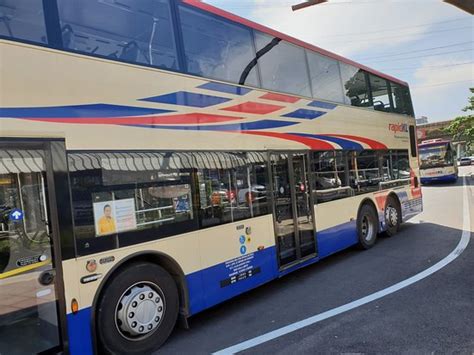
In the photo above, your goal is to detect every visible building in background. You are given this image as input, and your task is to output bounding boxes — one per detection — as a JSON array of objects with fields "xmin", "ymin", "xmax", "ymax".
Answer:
[
  {"xmin": 417, "ymin": 120, "xmax": 467, "ymax": 158},
  {"xmin": 416, "ymin": 116, "xmax": 429, "ymax": 125}
]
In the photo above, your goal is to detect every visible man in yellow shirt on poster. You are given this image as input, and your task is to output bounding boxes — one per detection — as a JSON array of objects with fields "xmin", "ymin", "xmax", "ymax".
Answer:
[{"xmin": 98, "ymin": 204, "xmax": 116, "ymax": 235}]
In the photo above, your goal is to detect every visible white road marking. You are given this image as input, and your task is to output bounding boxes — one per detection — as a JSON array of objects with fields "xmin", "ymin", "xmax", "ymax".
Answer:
[{"xmin": 214, "ymin": 175, "xmax": 471, "ymax": 355}]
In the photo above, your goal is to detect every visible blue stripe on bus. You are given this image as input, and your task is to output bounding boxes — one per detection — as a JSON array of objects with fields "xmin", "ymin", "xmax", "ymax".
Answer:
[
  {"xmin": 308, "ymin": 100, "xmax": 338, "ymax": 109},
  {"xmin": 0, "ymin": 104, "xmax": 173, "ymax": 118},
  {"xmin": 186, "ymin": 246, "xmax": 278, "ymax": 315},
  {"xmin": 420, "ymin": 174, "xmax": 457, "ymax": 184},
  {"xmin": 291, "ymin": 133, "xmax": 363, "ymax": 150},
  {"xmin": 139, "ymin": 91, "xmax": 231, "ymax": 107},
  {"xmin": 316, "ymin": 220, "xmax": 358, "ymax": 258},
  {"xmin": 185, "ymin": 221, "xmax": 360, "ymax": 315},
  {"xmin": 67, "ymin": 308, "xmax": 94, "ymax": 355},
  {"xmin": 281, "ymin": 109, "xmax": 325, "ymax": 119},
  {"xmin": 127, "ymin": 119, "xmax": 299, "ymax": 131},
  {"xmin": 198, "ymin": 82, "xmax": 253, "ymax": 96}
]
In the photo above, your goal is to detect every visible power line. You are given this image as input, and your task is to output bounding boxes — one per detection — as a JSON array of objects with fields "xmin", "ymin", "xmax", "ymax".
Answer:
[
  {"xmin": 381, "ymin": 61, "xmax": 473, "ymax": 71},
  {"xmin": 412, "ymin": 79, "xmax": 473, "ymax": 88},
  {"xmin": 354, "ymin": 41, "xmax": 472, "ymax": 60},
  {"xmin": 205, "ymin": 2, "xmax": 473, "ymax": 45},
  {"xmin": 327, "ymin": 26, "xmax": 472, "ymax": 44},
  {"xmin": 362, "ymin": 48, "xmax": 473, "ymax": 63},
  {"xmin": 315, "ymin": 17, "xmax": 472, "ymax": 38}
]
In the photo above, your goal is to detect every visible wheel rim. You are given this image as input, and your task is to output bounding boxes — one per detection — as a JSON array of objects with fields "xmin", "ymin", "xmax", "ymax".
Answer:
[
  {"xmin": 115, "ymin": 281, "xmax": 165, "ymax": 341},
  {"xmin": 385, "ymin": 205, "xmax": 398, "ymax": 227},
  {"xmin": 361, "ymin": 215, "xmax": 375, "ymax": 242}
]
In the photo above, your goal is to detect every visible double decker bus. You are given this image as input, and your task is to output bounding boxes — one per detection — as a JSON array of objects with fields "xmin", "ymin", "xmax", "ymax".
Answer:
[
  {"xmin": 419, "ymin": 139, "xmax": 458, "ymax": 184},
  {"xmin": 0, "ymin": 1, "xmax": 422, "ymax": 353}
]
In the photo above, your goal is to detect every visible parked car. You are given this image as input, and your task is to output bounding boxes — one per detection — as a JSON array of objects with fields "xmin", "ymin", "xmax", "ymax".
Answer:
[{"xmin": 459, "ymin": 156, "xmax": 474, "ymax": 166}]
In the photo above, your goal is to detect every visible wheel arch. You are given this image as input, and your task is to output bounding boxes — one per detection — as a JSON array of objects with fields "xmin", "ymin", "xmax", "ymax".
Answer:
[
  {"xmin": 386, "ymin": 192, "xmax": 402, "ymax": 210},
  {"xmin": 90, "ymin": 251, "xmax": 190, "ymax": 351}
]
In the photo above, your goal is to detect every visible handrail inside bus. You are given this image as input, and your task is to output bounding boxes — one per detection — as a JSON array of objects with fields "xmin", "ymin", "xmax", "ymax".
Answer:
[
  {"xmin": 314, "ymin": 186, "xmax": 352, "ymax": 194},
  {"xmin": 379, "ymin": 178, "xmax": 411, "ymax": 187}
]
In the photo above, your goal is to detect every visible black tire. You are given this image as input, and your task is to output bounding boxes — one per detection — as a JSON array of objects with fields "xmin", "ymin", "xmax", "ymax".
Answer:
[
  {"xmin": 357, "ymin": 203, "xmax": 378, "ymax": 249},
  {"xmin": 383, "ymin": 195, "xmax": 401, "ymax": 237},
  {"xmin": 97, "ymin": 262, "xmax": 179, "ymax": 355}
]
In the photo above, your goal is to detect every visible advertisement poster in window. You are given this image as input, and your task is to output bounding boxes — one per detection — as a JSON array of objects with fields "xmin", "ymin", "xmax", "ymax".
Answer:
[{"xmin": 93, "ymin": 199, "xmax": 137, "ymax": 236}]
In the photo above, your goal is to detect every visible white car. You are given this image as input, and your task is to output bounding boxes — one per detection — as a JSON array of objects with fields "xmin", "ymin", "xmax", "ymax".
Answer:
[{"xmin": 459, "ymin": 156, "xmax": 474, "ymax": 166}]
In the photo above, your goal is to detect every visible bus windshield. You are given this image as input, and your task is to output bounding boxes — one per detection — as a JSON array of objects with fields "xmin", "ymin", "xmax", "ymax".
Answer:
[{"xmin": 419, "ymin": 144, "xmax": 453, "ymax": 169}]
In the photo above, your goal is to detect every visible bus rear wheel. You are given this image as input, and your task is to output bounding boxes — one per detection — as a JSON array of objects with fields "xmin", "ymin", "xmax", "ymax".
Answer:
[
  {"xmin": 384, "ymin": 195, "xmax": 401, "ymax": 237},
  {"xmin": 357, "ymin": 203, "xmax": 378, "ymax": 249},
  {"xmin": 97, "ymin": 262, "xmax": 178, "ymax": 355}
]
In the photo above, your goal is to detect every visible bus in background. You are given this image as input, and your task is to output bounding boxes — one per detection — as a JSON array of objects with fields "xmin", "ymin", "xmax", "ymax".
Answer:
[
  {"xmin": 0, "ymin": 0, "xmax": 422, "ymax": 354},
  {"xmin": 419, "ymin": 139, "xmax": 458, "ymax": 184}
]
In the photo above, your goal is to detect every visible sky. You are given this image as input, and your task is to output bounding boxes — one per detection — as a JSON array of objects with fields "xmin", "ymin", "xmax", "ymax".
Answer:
[{"xmin": 205, "ymin": 0, "xmax": 473, "ymax": 123}]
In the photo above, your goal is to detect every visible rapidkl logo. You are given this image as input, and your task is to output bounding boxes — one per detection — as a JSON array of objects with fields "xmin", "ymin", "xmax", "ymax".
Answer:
[{"xmin": 389, "ymin": 123, "xmax": 408, "ymax": 133}]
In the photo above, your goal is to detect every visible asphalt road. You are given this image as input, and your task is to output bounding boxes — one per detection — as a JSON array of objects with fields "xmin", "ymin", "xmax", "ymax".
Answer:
[{"xmin": 158, "ymin": 166, "xmax": 473, "ymax": 354}]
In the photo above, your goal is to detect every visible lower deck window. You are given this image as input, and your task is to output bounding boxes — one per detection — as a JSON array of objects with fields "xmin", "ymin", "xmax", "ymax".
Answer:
[
  {"xmin": 382, "ymin": 150, "xmax": 410, "ymax": 181},
  {"xmin": 311, "ymin": 151, "xmax": 352, "ymax": 202},
  {"xmin": 350, "ymin": 150, "xmax": 382, "ymax": 194},
  {"xmin": 197, "ymin": 154, "xmax": 269, "ymax": 227},
  {"xmin": 312, "ymin": 149, "xmax": 411, "ymax": 202},
  {"xmin": 69, "ymin": 152, "xmax": 197, "ymax": 254},
  {"xmin": 69, "ymin": 151, "xmax": 269, "ymax": 255}
]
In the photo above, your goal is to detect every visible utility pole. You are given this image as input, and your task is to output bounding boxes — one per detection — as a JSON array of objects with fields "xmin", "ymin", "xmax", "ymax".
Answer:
[
  {"xmin": 292, "ymin": 0, "xmax": 327, "ymax": 11},
  {"xmin": 443, "ymin": 0, "xmax": 474, "ymax": 14}
]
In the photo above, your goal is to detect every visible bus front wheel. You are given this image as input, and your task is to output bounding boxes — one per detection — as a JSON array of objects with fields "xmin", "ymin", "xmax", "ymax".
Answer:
[
  {"xmin": 97, "ymin": 262, "xmax": 179, "ymax": 354},
  {"xmin": 357, "ymin": 203, "xmax": 378, "ymax": 249}
]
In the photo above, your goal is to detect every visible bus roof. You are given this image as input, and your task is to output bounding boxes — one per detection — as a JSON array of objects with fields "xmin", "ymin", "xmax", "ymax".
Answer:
[
  {"xmin": 183, "ymin": 0, "xmax": 409, "ymax": 87},
  {"xmin": 419, "ymin": 139, "xmax": 451, "ymax": 147}
]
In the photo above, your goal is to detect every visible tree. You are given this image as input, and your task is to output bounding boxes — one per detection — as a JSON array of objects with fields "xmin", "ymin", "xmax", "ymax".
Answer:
[{"xmin": 444, "ymin": 88, "xmax": 474, "ymax": 155}]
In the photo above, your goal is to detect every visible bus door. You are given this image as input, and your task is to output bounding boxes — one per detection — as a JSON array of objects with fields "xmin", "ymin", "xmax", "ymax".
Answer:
[
  {"xmin": 0, "ymin": 141, "xmax": 66, "ymax": 354},
  {"xmin": 269, "ymin": 152, "xmax": 316, "ymax": 269}
]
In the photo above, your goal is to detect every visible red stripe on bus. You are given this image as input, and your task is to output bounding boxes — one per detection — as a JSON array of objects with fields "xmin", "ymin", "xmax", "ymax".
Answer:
[
  {"xmin": 220, "ymin": 102, "xmax": 285, "ymax": 115},
  {"xmin": 259, "ymin": 93, "xmax": 300, "ymax": 103},
  {"xmin": 325, "ymin": 134, "xmax": 387, "ymax": 149},
  {"xmin": 23, "ymin": 113, "xmax": 244, "ymax": 125},
  {"xmin": 241, "ymin": 131, "xmax": 334, "ymax": 150},
  {"xmin": 182, "ymin": 0, "xmax": 408, "ymax": 86}
]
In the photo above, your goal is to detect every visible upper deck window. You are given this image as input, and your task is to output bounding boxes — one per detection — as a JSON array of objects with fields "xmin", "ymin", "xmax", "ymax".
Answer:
[
  {"xmin": 254, "ymin": 32, "xmax": 311, "ymax": 98},
  {"xmin": 306, "ymin": 50, "xmax": 344, "ymax": 103},
  {"xmin": 369, "ymin": 75, "xmax": 391, "ymax": 112},
  {"xmin": 340, "ymin": 64, "xmax": 371, "ymax": 107},
  {"xmin": 390, "ymin": 82, "xmax": 414, "ymax": 116},
  {"xmin": 58, "ymin": 0, "xmax": 179, "ymax": 70},
  {"xmin": 179, "ymin": 6, "xmax": 259, "ymax": 86},
  {"xmin": 0, "ymin": 0, "xmax": 47, "ymax": 44}
]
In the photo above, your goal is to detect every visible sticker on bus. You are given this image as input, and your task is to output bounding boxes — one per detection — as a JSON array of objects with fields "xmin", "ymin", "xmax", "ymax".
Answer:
[
  {"xmin": 92, "ymin": 199, "xmax": 137, "ymax": 237},
  {"xmin": 8, "ymin": 208, "xmax": 24, "ymax": 222}
]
